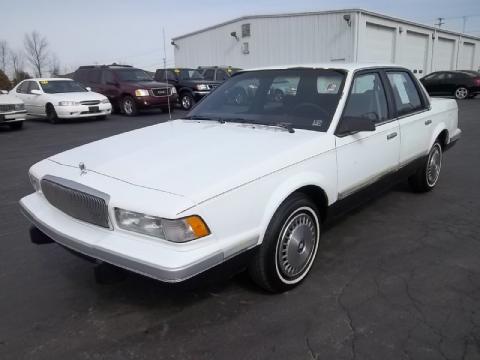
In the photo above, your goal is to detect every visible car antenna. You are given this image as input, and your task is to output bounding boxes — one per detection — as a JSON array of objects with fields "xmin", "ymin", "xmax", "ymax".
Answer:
[{"xmin": 163, "ymin": 27, "xmax": 172, "ymax": 121}]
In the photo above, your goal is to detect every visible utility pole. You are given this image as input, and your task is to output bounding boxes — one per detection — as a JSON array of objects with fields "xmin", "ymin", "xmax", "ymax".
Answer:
[
  {"xmin": 462, "ymin": 16, "xmax": 467, "ymax": 33},
  {"xmin": 435, "ymin": 17, "xmax": 445, "ymax": 28}
]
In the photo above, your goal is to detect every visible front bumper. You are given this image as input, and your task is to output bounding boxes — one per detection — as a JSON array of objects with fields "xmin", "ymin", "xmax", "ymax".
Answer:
[
  {"xmin": 56, "ymin": 104, "xmax": 112, "ymax": 119},
  {"xmin": 0, "ymin": 110, "xmax": 27, "ymax": 123},
  {"xmin": 192, "ymin": 91, "xmax": 210, "ymax": 101},
  {"xmin": 20, "ymin": 193, "xmax": 224, "ymax": 282},
  {"xmin": 135, "ymin": 94, "xmax": 178, "ymax": 109}
]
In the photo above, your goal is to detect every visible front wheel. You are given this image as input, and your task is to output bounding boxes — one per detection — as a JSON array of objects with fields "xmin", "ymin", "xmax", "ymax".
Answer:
[
  {"xmin": 248, "ymin": 193, "xmax": 321, "ymax": 292},
  {"xmin": 409, "ymin": 140, "xmax": 443, "ymax": 192},
  {"xmin": 121, "ymin": 96, "xmax": 138, "ymax": 116},
  {"xmin": 454, "ymin": 87, "xmax": 469, "ymax": 100},
  {"xmin": 180, "ymin": 93, "xmax": 194, "ymax": 110},
  {"xmin": 46, "ymin": 104, "xmax": 59, "ymax": 124}
]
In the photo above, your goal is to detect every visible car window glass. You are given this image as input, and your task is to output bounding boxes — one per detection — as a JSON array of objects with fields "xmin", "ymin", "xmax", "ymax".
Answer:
[
  {"xmin": 27, "ymin": 81, "xmax": 40, "ymax": 92},
  {"xmin": 203, "ymin": 69, "xmax": 215, "ymax": 81},
  {"xmin": 103, "ymin": 70, "xmax": 116, "ymax": 84},
  {"xmin": 216, "ymin": 69, "xmax": 229, "ymax": 81},
  {"xmin": 342, "ymin": 73, "xmax": 388, "ymax": 124},
  {"xmin": 387, "ymin": 72, "xmax": 423, "ymax": 116},
  {"xmin": 263, "ymin": 76, "xmax": 300, "ymax": 111},
  {"xmin": 87, "ymin": 69, "xmax": 101, "ymax": 83},
  {"xmin": 317, "ymin": 73, "xmax": 343, "ymax": 94},
  {"xmin": 17, "ymin": 81, "xmax": 29, "ymax": 93}
]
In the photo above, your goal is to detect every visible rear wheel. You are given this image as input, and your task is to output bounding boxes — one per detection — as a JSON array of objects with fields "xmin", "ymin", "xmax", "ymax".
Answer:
[
  {"xmin": 248, "ymin": 193, "xmax": 321, "ymax": 292},
  {"xmin": 46, "ymin": 104, "xmax": 59, "ymax": 124},
  {"xmin": 121, "ymin": 96, "xmax": 138, "ymax": 116},
  {"xmin": 454, "ymin": 87, "xmax": 469, "ymax": 100},
  {"xmin": 409, "ymin": 140, "xmax": 443, "ymax": 192},
  {"xmin": 8, "ymin": 122, "xmax": 23, "ymax": 130},
  {"xmin": 180, "ymin": 92, "xmax": 194, "ymax": 110}
]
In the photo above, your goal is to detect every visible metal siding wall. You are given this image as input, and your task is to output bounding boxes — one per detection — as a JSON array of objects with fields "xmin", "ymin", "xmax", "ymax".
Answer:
[{"xmin": 174, "ymin": 12, "xmax": 354, "ymax": 69}]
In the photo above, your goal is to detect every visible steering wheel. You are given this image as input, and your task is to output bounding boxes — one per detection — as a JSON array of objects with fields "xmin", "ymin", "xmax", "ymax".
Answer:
[{"xmin": 292, "ymin": 103, "xmax": 329, "ymax": 119}]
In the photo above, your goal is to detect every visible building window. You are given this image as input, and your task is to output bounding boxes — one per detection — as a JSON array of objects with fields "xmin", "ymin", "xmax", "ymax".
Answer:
[
  {"xmin": 242, "ymin": 23, "xmax": 251, "ymax": 38},
  {"xmin": 242, "ymin": 42, "xmax": 249, "ymax": 54}
]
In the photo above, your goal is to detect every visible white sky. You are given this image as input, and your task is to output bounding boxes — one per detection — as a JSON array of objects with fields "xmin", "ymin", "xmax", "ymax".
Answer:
[{"xmin": 1, "ymin": 0, "xmax": 479, "ymax": 75}]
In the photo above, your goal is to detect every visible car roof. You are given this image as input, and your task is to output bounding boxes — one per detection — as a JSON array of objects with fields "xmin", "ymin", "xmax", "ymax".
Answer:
[
  {"xmin": 25, "ymin": 78, "xmax": 73, "ymax": 82},
  {"xmin": 240, "ymin": 62, "xmax": 399, "ymax": 72}
]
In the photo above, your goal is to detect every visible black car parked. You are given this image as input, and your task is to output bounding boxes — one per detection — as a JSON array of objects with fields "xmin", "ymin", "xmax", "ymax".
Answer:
[
  {"xmin": 420, "ymin": 70, "xmax": 480, "ymax": 100},
  {"xmin": 155, "ymin": 68, "xmax": 220, "ymax": 110},
  {"xmin": 198, "ymin": 66, "xmax": 241, "ymax": 82}
]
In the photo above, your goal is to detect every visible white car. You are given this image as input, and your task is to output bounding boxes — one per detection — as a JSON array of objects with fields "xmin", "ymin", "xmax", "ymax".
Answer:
[
  {"xmin": 20, "ymin": 64, "xmax": 461, "ymax": 292},
  {"xmin": 11, "ymin": 78, "xmax": 111, "ymax": 123},
  {"xmin": 0, "ymin": 90, "xmax": 26, "ymax": 130}
]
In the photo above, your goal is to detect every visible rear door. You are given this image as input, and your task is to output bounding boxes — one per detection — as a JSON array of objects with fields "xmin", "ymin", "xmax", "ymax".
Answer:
[
  {"xmin": 385, "ymin": 70, "xmax": 432, "ymax": 165},
  {"xmin": 101, "ymin": 69, "xmax": 121, "ymax": 101},
  {"xmin": 335, "ymin": 70, "xmax": 400, "ymax": 198}
]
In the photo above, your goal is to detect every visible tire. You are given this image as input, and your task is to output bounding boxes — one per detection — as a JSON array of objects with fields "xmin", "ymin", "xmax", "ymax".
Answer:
[
  {"xmin": 409, "ymin": 140, "xmax": 443, "ymax": 193},
  {"xmin": 121, "ymin": 96, "xmax": 138, "ymax": 116},
  {"xmin": 8, "ymin": 122, "xmax": 23, "ymax": 130},
  {"xmin": 180, "ymin": 92, "xmax": 194, "ymax": 110},
  {"xmin": 46, "ymin": 104, "xmax": 59, "ymax": 124},
  {"xmin": 248, "ymin": 193, "xmax": 321, "ymax": 293},
  {"xmin": 454, "ymin": 86, "xmax": 469, "ymax": 100}
]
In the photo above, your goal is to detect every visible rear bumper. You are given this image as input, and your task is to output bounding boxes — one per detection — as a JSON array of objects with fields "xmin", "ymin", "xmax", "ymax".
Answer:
[
  {"xmin": 19, "ymin": 193, "xmax": 225, "ymax": 282},
  {"xmin": 135, "ymin": 94, "xmax": 178, "ymax": 109}
]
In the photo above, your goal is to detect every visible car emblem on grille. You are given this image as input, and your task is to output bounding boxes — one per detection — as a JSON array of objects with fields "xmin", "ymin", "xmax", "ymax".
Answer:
[{"xmin": 79, "ymin": 162, "xmax": 87, "ymax": 175}]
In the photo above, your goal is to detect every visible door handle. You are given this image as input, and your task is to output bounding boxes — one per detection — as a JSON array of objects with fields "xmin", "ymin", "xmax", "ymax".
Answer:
[
  {"xmin": 425, "ymin": 120, "xmax": 432, "ymax": 126},
  {"xmin": 387, "ymin": 132, "xmax": 397, "ymax": 140}
]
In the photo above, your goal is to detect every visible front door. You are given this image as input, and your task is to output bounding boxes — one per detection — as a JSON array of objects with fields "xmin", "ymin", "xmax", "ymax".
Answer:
[{"xmin": 335, "ymin": 71, "xmax": 400, "ymax": 199}]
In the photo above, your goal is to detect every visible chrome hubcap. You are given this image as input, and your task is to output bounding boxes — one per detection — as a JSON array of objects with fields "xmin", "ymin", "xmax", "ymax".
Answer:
[
  {"xmin": 426, "ymin": 144, "xmax": 442, "ymax": 186},
  {"xmin": 277, "ymin": 211, "xmax": 318, "ymax": 279},
  {"xmin": 123, "ymin": 99, "xmax": 133, "ymax": 114},
  {"xmin": 456, "ymin": 87, "xmax": 468, "ymax": 99},
  {"xmin": 182, "ymin": 96, "xmax": 191, "ymax": 109}
]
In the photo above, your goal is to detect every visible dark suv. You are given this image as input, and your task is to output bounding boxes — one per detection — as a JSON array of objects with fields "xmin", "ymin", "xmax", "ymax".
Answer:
[
  {"xmin": 198, "ymin": 66, "xmax": 241, "ymax": 82},
  {"xmin": 73, "ymin": 65, "xmax": 177, "ymax": 116},
  {"xmin": 154, "ymin": 68, "xmax": 220, "ymax": 110}
]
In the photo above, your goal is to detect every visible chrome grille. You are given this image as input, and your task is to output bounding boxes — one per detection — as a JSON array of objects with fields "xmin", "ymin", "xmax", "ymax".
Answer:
[
  {"xmin": 41, "ymin": 176, "xmax": 110, "ymax": 228},
  {"xmin": 0, "ymin": 104, "xmax": 16, "ymax": 112},
  {"xmin": 151, "ymin": 88, "xmax": 170, "ymax": 97},
  {"xmin": 80, "ymin": 100, "xmax": 100, "ymax": 105}
]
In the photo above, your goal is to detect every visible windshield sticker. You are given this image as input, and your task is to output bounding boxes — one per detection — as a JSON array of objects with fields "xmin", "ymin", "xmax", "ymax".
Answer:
[
  {"xmin": 39, "ymin": 80, "xmax": 48, "ymax": 85},
  {"xmin": 312, "ymin": 119, "xmax": 323, "ymax": 127},
  {"xmin": 326, "ymin": 83, "xmax": 337, "ymax": 92},
  {"xmin": 174, "ymin": 69, "xmax": 180, "ymax": 73}
]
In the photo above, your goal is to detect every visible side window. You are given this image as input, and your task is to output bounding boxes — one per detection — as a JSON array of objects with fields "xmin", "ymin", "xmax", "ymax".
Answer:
[
  {"xmin": 386, "ymin": 72, "xmax": 423, "ymax": 116},
  {"xmin": 167, "ymin": 70, "xmax": 177, "ymax": 81},
  {"xmin": 216, "ymin": 69, "xmax": 229, "ymax": 81},
  {"xmin": 203, "ymin": 69, "xmax": 214, "ymax": 81},
  {"xmin": 27, "ymin": 81, "xmax": 40, "ymax": 92},
  {"xmin": 343, "ymin": 73, "xmax": 389, "ymax": 124},
  {"xmin": 103, "ymin": 70, "xmax": 116, "ymax": 84},
  {"xmin": 87, "ymin": 69, "xmax": 101, "ymax": 84},
  {"xmin": 17, "ymin": 81, "xmax": 29, "ymax": 93}
]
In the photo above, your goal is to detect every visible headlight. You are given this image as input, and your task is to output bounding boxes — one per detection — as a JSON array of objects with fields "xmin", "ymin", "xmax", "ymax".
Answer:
[
  {"xmin": 135, "ymin": 89, "xmax": 150, "ymax": 97},
  {"xmin": 114, "ymin": 208, "xmax": 210, "ymax": 243},
  {"xmin": 29, "ymin": 172, "xmax": 40, "ymax": 192},
  {"xmin": 101, "ymin": 98, "xmax": 110, "ymax": 104},
  {"xmin": 170, "ymin": 87, "xmax": 177, "ymax": 94},
  {"xmin": 196, "ymin": 84, "xmax": 209, "ymax": 91},
  {"xmin": 58, "ymin": 101, "xmax": 80, "ymax": 106},
  {"xmin": 14, "ymin": 103, "xmax": 25, "ymax": 110}
]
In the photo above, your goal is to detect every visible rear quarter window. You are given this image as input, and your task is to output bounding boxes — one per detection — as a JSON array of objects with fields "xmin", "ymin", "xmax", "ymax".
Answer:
[{"xmin": 386, "ymin": 72, "xmax": 424, "ymax": 116}]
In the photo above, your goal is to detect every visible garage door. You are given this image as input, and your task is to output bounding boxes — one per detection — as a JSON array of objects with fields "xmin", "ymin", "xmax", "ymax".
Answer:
[
  {"xmin": 433, "ymin": 37, "xmax": 455, "ymax": 71},
  {"xmin": 402, "ymin": 31, "xmax": 429, "ymax": 77},
  {"xmin": 362, "ymin": 23, "xmax": 396, "ymax": 63},
  {"xmin": 458, "ymin": 42, "xmax": 475, "ymax": 70}
]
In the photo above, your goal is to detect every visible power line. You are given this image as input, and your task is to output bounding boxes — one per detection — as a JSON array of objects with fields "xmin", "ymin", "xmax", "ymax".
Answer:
[{"xmin": 435, "ymin": 17, "xmax": 445, "ymax": 28}]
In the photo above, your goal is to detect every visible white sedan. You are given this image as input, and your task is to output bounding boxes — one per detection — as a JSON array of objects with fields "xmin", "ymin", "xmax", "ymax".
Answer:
[
  {"xmin": 11, "ymin": 78, "xmax": 111, "ymax": 123},
  {"xmin": 20, "ymin": 64, "xmax": 461, "ymax": 292}
]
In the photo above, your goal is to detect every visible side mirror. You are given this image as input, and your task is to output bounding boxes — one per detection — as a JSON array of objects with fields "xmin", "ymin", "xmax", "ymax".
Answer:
[
  {"xmin": 337, "ymin": 116, "xmax": 376, "ymax": 135},
  {"xmin": 0, "ymin": 90, "xmax": 8, "ymax": 94},
  {"xmin": 85, "ymin": 87, "xmax": 92, "ymax": 91},
  {"xmin": 30, "ymin": 89, "xmax": 42, "ymax": 95}
]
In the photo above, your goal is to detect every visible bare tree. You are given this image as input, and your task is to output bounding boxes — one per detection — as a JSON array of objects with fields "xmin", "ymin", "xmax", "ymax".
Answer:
[
  {"xmin": 11, "ymin": 50, "xmax": 24, "ymax": 76},
  {"xmin": 0, "ymin": 40, "xmax": 8, "ymax": 73},
  {"xmin": 24, "ymin": 31, "xmax": 49, "ymax": 77},
  {"xmin": 49, "ymin": 54, "xmax": 61, "ymax": 77}
]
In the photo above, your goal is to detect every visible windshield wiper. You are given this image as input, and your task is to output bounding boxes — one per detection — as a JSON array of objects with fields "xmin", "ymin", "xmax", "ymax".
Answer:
[
  {"xmin": 221, "ymin": 117, "xmax": 295, "ymax": 133},
  {"xmin": 183, "ymin": 115, "xmax": 225, "ymax": 123}
]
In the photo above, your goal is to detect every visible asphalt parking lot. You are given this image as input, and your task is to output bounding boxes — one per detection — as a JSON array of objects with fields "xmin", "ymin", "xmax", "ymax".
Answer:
[{"xmin": 1, "ymin": 100, "xmax": 479, "ymax": 360}]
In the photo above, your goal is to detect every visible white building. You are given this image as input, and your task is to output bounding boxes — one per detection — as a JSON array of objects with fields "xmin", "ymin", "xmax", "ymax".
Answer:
[{"xmin": 172, "ymin": 9, "xmax": 480, "ymax": 76}]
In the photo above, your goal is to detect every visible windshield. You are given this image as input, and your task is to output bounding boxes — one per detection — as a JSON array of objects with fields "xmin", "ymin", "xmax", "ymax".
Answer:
[
  {"xmin": 188, "ymin": 68, "xmax": 346, "ymax": 132},
  {"xmin": 40, "ymin": 80, "xmax": 87, "ymax": 94},
  {"xmin": 114, "ymin": 68, "xmax": 153, "ymax": 82},
  {"xmin": 180, "ymin": 69, "xmax": 204, "ymax": 80}
]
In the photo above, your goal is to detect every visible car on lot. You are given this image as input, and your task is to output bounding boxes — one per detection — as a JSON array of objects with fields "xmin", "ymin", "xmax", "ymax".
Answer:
[
  {"xmin": 420, "ymin": 70, "xmax": 480, "ymax": 99},
  {"xmin": 198, "ymin": 66, "xmax": 241, "ymax": 82},
  {"xmin": 20, "ymin": 64, "xmax": 461, "ymax": 293},
  {"xmin": 11, "ymin": 78, "xmax": 111, "ymax": 123},
  {"xmin": 73, "ymin": 65, "xmax": 177, "ymax": 116},
  {"xmin": 0, "ymin": 90, "xmax": 26, "ymax": 130},
  {"xmin": 154, "ymin": 68, "xmax": 220, "ymax": 110}
]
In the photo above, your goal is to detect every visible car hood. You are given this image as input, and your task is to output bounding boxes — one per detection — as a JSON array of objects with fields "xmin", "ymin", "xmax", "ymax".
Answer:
[
  {"xmin": 46, "ymin": 91, "xmax": 107, "ymax": 101},
  {"xmin": 49, "ymin": 120, "xmax": 333, "ymax": 205},
  {"xmin": 125, "ymin": 81, "xmax": 172, "ymax": 89}
]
